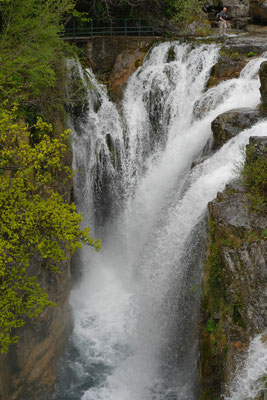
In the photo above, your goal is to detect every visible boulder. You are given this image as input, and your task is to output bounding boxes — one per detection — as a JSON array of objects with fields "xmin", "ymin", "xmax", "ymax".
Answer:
[
  {"xmin": 206, "ymin": 54, "xmax": 248, "ymax": 89},
  {"xmin": 213, "ymin": 55, "xmax": 247, "ymax": 79},
  {"xmin": 249, "ymin": 0, "xmax": 267, "ymax": 24},
  {"xmin": 211, "ymin": 108, "xmax": 260, "ymax": 150},
  {"xmin": 259, "ymin": 61, "xmax": 267, "ymax": 107}
]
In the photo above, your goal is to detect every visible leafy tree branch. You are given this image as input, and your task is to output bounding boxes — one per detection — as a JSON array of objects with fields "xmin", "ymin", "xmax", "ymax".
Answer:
[{"xmin": 0, "ymin": 107, "xmax": 101, "ymax": 353}]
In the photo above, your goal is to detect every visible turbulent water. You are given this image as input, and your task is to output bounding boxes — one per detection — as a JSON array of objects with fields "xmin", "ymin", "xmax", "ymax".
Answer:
[
  {"xmin": 54, "ymin": 42, "xmax": 267, "ymax": 400},
  {"xmin": 226, "ymin": 332, "xmax": 267, "ymax": 400}
]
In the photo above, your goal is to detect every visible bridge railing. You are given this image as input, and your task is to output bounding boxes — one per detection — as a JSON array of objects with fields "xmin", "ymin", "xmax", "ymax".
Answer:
[{"xmin": 62, "ymin": 18, "xmax": 155, "ymax": 39}]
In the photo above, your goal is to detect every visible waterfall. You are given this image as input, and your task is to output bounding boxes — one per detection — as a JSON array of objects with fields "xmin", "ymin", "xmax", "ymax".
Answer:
[
  {"xmin": 54, "ymin": 43, "xmax": 267, "ymax": 400},
  {"xmin": 225, "ymin": 332, "xmax": 267, "ymax": 400}
]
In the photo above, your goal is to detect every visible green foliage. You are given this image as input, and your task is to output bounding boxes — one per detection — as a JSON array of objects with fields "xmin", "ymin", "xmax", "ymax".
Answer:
[
  {"xmin": 247, "ymin": 51, "xmax": 256, "ymax": 58},
  {"xmin": 220, "ymin": 47, "xmax": 241, "ymax": 59},
  {"xmin": 0, "ymin": 0, "xmax": 78, "ymax": 107},
  {"xmin": 206, "ymin": 243, "xmax": 223, "ymax": 314},
  {"xmin": 242, "ymin": 145, "xmax": 267, "ymax": 213},
  {"xmin": 205, "ymin": 318, "xmax": 217, "ymax": 333},
  {"xmin": 0, "ymin": 107, "xmax": 101, "ymax": 353},
  {"xmin": 84, "ymin": 0, "xmax": 205, "ymax": 24},
  {"xmin": 170, "ymin": 0, "xmax": 205, "ymax": 28}
]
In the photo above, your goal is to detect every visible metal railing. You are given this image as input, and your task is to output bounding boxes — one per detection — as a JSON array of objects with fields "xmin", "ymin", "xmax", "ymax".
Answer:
[{"xmin": 61, "ymin": 18, "xmax": 155, "ymax": 39}]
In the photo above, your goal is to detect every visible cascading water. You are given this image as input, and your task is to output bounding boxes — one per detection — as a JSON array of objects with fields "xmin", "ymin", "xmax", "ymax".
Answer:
[
  {"xmin": 54, "ymin": 42, "xmax": 267, "ymax": 400},
  {"xmin": 225, "ymin": 332, "xmax": 267, "ymax": 400}
]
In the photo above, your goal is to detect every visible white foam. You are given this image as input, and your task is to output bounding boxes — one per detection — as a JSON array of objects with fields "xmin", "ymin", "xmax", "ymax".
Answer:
[{"xmin": 65, "ymin": 43, "xmax": 267, "ymax": 400}]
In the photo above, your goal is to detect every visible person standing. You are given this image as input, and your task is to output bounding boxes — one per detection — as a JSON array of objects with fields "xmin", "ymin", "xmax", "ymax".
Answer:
[{"xmin": 219, "ymin": 7, "xmax": 228, "ymax": 38}]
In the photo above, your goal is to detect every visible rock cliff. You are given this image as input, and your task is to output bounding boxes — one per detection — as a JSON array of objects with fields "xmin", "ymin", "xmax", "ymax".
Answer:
[
  {"xmin": 200, "ymin": 136, "xmax": 266, "ymax": 400},
  {"xmin": 0, "ymin": 260, "xmax": 72, "ymax": 400},
  {"xmin": 0, "ymin": 34, "xmax": 265, "ymax": 400},
  {"xmin": 85, "ymin": 36, "xmax": 159, "ymax": 102},
  {"xmin": 200, "ymin": 61, "xmax": 267, "ymax": 400}
]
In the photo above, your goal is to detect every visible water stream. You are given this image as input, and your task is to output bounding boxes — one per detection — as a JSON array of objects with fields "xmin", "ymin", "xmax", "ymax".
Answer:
[
  {"xmin": 226, "ymin": 332, "xmax": 267, "ymax": 400},
  {"xmin": 54, "ymin": 42, "xmax": 267, "ymax": 400}
]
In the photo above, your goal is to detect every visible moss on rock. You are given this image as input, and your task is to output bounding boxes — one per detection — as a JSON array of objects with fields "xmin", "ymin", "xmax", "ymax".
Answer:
[{"xmin": 200, "ymin": 138, "xmax": 267, "ymax": 399}]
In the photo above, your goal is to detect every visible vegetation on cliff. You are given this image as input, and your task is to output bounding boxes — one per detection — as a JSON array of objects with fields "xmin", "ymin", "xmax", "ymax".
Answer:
[
  {"xmin": 77, "ymin": 0, "xmax": 206, "ymax": 28},
  {"xmin": 0, "ymin": 0, "xmax": 101, "ymax": 354},
  {"xmin": 201, "ymin": 139, "xmax": 267, "ymax": 400},
  {"xmin": 242, "ymin": 142, "xmax": 267, "ymax": 212}
]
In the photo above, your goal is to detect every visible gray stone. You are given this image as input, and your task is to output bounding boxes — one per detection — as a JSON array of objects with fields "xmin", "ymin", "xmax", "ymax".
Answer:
[
  {"xmin": 249, "ymin": 135, "xmax": 267, "ymax": 156},
  {"xmin": 211, "ymin": 108, "xmax": 261, "ymax": 150},
  {"xmin": 203, "ymin": 0, "xmax": 250, "ymax": 28},
  {"xmin": 224, "ymin": 35, "xmax": 267, "ymax": 55},
  {"xmin": 224, "ymin": 0, "xmax": 250, "ymax": 18},
  {"xmin": 214, "ymin": 56, "xmax": 247, "ymax": 79}
]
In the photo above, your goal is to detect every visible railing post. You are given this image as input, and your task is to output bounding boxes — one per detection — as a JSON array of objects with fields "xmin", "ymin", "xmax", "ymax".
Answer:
[
  {"xmin": 91, "ymin": 19, "xmax": 93, "ymax": 37},
  {"xmin": 153, "ymin": 19, "xmax": 155, "ymax": 36},
  {"xmin": 111, "ymin": 20, "xmax": 112, "ymax": 36},
  {"xmin": 139, "ymin": 18, "xmax": 141, "ymax": 36},
  {"xmin": 125, "ymin": 19, "xmax": 127, "ymax": 36}
]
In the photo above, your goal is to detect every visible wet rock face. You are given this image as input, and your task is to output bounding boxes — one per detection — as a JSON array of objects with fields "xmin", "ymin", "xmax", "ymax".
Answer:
[
  {"xmin": 207, "ymin": 55, "xmax": 247, "ymax": 88},
  {"xmin": 249, "ymin": 0, "xmax": 267, "ymax": 23},
  {"xmin": 259, "ymin": 61, "xmax": 267, "ymax": 107},
  {"xmin": 109, "ymin": 48, "xmax": 147, "ymax": 101},
  {"xmin": 208, "ymin": 172, "xmax": 267, "ymax": 334},
  {"xmin": 0, "ymin": 259, "xmax": 72, "ymax": 400},
  {"xmin": 211, "ymin": 108, "xmax": 260, "ymax": 150},
  {"xmin": 85, "ymin": 36, "xmax": 158, "ymax": 102},
  {"xmin": 200, "ymin": 136, "xmax": 267, "ymax": 400}
]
